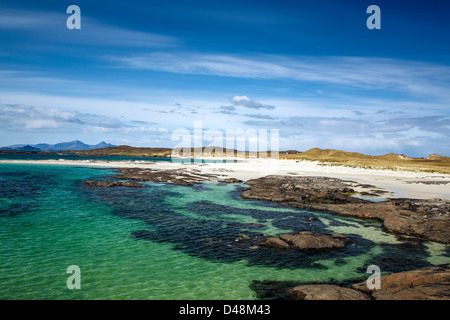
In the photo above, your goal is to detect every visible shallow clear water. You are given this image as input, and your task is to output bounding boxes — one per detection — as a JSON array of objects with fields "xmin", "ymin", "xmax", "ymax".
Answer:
[{"xmin": 0, "ymin": 164, "xmax": 448, "ymax": 300}]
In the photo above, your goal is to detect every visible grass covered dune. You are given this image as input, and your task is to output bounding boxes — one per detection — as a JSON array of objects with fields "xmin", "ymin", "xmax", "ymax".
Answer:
[{"xmin": 56, "ymin": 146, "xmax": 450, "ymax": 174}]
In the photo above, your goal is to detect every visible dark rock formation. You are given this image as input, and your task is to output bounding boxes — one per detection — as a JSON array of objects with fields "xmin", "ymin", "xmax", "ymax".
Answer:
[
  {"xmin": 259, "ymin": 231, "xmax": 351, "ymax": 251},
  {"xmin": 289, "ymin": 284, "xmax": 370, "ymax": 300},
  {"xmin": 114, "ymin": 168, "xmax": 223, "ymax": 186},
  {"xmin": 240, "ymin": 176, "xmax": 450, "ymax": 243},
  {"xmin": 106, "ymin": 167, "xmax": 243, "ymax": 186},
  {"xmin": 241, "ymin": 176, "xmax": 363, "ymax": 204},
  {"xmin": 94, "ymin": 171, "xmax": 449, "ymax": 243},
  {"xmin": 84, "ymin": 180, "xmax": 144, "ymax": 188},
  {"xmin": 220, "ymin": 178, "xmax": 243, "ymax": 183}
]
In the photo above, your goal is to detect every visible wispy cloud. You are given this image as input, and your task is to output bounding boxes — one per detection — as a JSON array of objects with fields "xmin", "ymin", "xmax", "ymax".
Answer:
[
  {"xmin": 246, "ymin": 115, "xmax": 449, "ymax": 137},
  {"xmin": 111, "ymin": 53, "xmax": 450, "ymax": 100},
  {"xmin": 219, "ymin": 105, "xmax": 236, "ymax": 113},
  {"xmin": 84, "ymin": 126, "xmax": 169, "ymax": 134},
  {"xmin": 0, "ymin": 7, "xmax": 178, "ymax": 48},
  {"xmin": 245, "ymin": 114, "xmax": 450, "ymax": 156},
  {"xmin": 0, "ymin": 104, "xmax": 167, "ymax": 135},
  {"xmin": 382, "ymin": 116, "xmax": 450, "ymax": 137},
  {"xmin": 0, "ymin": 104, "xmax": 121, "ymax": 131},
  {"xmin": 244, "ymin": 113, "xmax": 276, "ymax": 120},
  {"xmin": 0, "ymin": 8, "xmax": 56, "ymax": 30}
]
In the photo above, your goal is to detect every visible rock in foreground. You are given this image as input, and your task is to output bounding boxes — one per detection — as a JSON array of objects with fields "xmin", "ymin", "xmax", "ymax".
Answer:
[
  {"xmin": 352, "ymin": 264, "xmax": 450, "ymax": 300},
  {"xmin": 288, "ymin": 264, "xmax": 450, "ymax": 300},
  {"xmin": 289, "ymin": 285, "xmax": 370, "ymax": 300}
]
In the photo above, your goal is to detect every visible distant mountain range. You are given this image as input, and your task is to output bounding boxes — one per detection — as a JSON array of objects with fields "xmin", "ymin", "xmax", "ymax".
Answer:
[{"xmin": 0, "ymin": 140, "xmax": 115, "ymax": 152}]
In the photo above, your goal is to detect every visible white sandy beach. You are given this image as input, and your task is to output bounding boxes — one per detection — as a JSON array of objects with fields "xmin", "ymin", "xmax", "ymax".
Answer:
[{"xmin": 1, "ymin": 158, "xmax": 450, "ymax": 200}]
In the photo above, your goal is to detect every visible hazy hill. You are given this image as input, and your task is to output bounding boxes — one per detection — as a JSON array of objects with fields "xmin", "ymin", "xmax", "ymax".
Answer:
[
  {"xmin": 68, "ymin": 145, "xmax": 173, "ymax": 157},
  {"xmin": 1, "ymin": 141, "xmax": 114, "ymax": 152},
  {"xmin": 69, "ymin": 146, "xmax": 241, "ymax": 158},
  {"xmin": 0, "ymin": 145, "xmax": 41, "ymax": 152}
]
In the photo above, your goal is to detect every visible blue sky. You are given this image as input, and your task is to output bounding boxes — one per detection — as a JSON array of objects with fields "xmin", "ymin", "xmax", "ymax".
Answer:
[{"xmin": 0, "ymin": 0, "xmax": 449, "ymax": 156}]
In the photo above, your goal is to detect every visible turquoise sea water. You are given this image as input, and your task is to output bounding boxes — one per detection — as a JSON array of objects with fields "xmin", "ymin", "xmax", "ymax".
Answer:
[{"xmin": 0, "ymin": 163, "xmax": 449, "ymax": 300}]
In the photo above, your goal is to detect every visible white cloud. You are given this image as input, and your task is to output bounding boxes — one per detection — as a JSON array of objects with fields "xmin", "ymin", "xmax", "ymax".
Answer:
[
  {"xmin": 24, "ymin": 119, "xmax": 61, "ymax": 130},
  {"xmin": 0, "ymin": 104, "xmax": 78, "ymax": 130},
  {"xmin": 0, "ymin": 104, "xmax": 168, "ymax": 136},
  {"xmin": 230, "ymin": 96, "xmax": 275, "ymax": 110},
  {"xmin": 246, "ymin": 114, "xmax": 450, "ymax": 157}
]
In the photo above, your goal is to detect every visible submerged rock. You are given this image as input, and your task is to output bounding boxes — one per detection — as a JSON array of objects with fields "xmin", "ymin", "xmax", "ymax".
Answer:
[
  {"xmin": 84, "ymin": 180, "xmax": 144, "ymax": 188},
  {"xmin": 259, "ymin": 237, "xmax": 291, "ymax": 250},
  {"xmin": 259, "ymin": 231, "xmax": 351, "ymax": 251}
]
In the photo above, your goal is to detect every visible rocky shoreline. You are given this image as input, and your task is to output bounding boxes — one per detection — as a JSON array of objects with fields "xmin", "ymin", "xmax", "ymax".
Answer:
[
  {"xmin": 241, "ymin": 176, "xmax": 450, "ymax": 244},
  {"xmin": 84, "ymin": 168, "xmax": 244, "ymax": 187},
  {"xmin": 115, "ymin": 167, "xmax": 243, "ymax": 186},
  {"xmin": 87, "ymin": 170, "xmax": 449, "ymax": 243},
  {"xmin": 84, "ymin": 168, "xmax": 450, "ymax": 300},
  {"xmin": 288, "ymin": 264, "xmax": 450, "ymax": 300}
]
